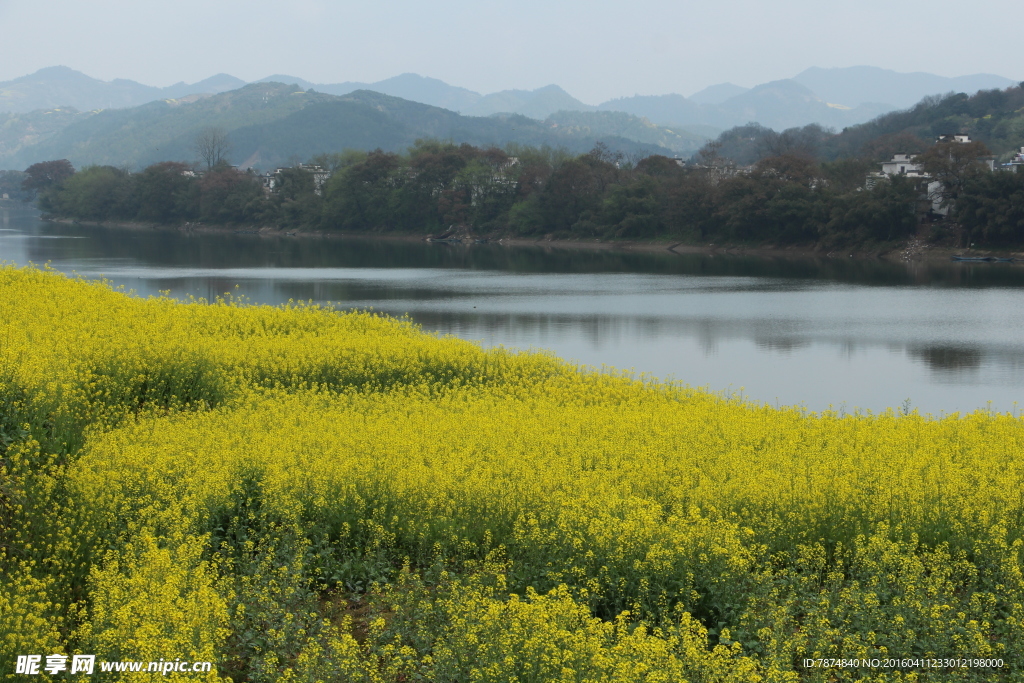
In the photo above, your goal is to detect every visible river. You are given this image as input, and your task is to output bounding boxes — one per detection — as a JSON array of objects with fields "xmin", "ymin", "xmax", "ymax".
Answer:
[{"xmin": 3, "ymin": 204, "xmax": 1023, "ymax": 415}]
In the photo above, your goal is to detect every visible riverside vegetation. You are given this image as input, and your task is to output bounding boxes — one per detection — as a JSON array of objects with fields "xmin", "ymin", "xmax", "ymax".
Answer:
[
  {"xmin": 2, "ymin": 264, "xmax": 1023, "ymax": 682},
  {"xmin": 31, "ymin": 137, "xmax": 1024, "ymax": 251}
]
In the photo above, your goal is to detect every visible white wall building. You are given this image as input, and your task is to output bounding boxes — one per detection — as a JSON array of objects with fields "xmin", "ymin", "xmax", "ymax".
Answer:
[
  {"xmin": 1003, "ymin": 147, "xmax": 1024, "ymax": 173},
  {"xmin": 869, "ymin": 134, "xmax": 1001, "ymax": 214},
  {"xmin": 879, "ymin": 153, "xmax": 926, "ymax": 177},
  {"xmin": 260, "ymin": 164, "xmax": 332, "ymax": 195}
]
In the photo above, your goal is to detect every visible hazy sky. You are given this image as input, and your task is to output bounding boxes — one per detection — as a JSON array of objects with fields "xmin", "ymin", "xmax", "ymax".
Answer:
[{"xmin": 1, "ymin": 0, "xmax": 1021, "ymax": 103}]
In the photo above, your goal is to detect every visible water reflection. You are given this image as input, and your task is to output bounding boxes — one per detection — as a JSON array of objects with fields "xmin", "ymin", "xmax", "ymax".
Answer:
[
  {"xmin": 754, "ymin": 338, "xmax": 810, "ymax": 354},
  {"xmin": 913, "ymin": 346, "xmax": 983, "ymax": 372},
  {"xmin": 11, "ymin": 217, "xmax": 1024, "ymax": 288},
  {"xmin": 2, "ymin": 207, "xmax": 1024, "ymax": 414}
]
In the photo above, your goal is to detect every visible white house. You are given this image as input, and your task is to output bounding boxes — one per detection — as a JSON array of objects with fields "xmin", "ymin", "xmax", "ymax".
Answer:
[
  {"xmin": 869, "ymin": 152, "xmax": 944, "ymax": 212},
  {"xmin": 868, "ymin": 134, "xmax": 998, "ymax": 214},
  {"xmin": 259, "ymin": 172, "xmax": 277, "ymax": 192},
  {"xmin": 260, "ymin": 164, "xmax": 332, "ymax": 195},
  {"xmin": 1002, "ymin": 147, "xmax": 1024, "ymax": 173},
  {"xmin": 879, "ymin": 153, "xmax": 926, "ymax": 177},
  {"xmin": 866, "ymin": 153, "xmax": 930, "ymax": 197}
]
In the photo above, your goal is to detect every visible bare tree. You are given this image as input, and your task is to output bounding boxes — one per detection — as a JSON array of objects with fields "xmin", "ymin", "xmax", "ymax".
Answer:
[
  {"xmin": 697, "ymin": 140, "xmax": 723, "ymax": 166},
  {"xmin": 195, "ymin": 127, "xmax": 231, "ymax": 170}
]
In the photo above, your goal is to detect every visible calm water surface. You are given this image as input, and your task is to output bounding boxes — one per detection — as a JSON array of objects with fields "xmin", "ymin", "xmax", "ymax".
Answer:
[{"xmin": 3, "ymin": 204, "xmax": 1024, "ymax": 415}]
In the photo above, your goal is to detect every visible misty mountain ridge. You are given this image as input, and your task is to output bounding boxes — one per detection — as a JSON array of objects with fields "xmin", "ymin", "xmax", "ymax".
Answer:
[
  {"xmin": 3, "ymin": 65, "xmax": 1017, "ymax": 132},
  {"xmin": 255, "ymin": 76, "xmax": 596, "ymax": 120},
  {"xmin": 0, "ymin": 66, "xmax": 247, "ymax": 113},
  {"xmin": 688, "ymin": 83, "xmax": 749, "ymax": 105},
  {"xmin": 792, "ymin": 66, "xmax": 1018, "ymax": 110},
  {"xmin": 0, "ymin": 83, "xmax": 699, "ymax": 171},
  {"xmin": 1, "ymin": 65, "xmax": 1020, "ymax": 172}
]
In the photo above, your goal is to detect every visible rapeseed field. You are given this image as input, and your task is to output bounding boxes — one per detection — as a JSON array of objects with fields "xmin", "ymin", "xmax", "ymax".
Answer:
[{"xmin": 1, "ymin": 265, "xmax": 1021, "ymax": 682}]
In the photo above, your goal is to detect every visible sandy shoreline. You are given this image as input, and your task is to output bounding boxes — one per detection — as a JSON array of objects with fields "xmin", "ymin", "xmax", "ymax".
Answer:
[{"xmin": 45, "ymin": 216, "xmax": 1024, "ymax": 264}]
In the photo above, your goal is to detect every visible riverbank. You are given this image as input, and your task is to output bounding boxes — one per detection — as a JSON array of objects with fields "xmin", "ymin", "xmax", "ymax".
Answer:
[{"xmin": 45, "ymin": 216, "xmax": 1024, "ymax": 264}]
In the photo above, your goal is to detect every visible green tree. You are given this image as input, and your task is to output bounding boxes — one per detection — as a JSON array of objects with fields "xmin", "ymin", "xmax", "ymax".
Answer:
[
  {"xmin": 22, "ymin": 159, "xmax": 75, "ymax": 193},
  {"xmin": 309, "ymin": 150, "xmax": 366, "ymax": 174},
  {"xmin": 322, "ymin": 150, "xmax": 401, "ymax": 231},
  {"xmin": 824, "ymin": 175, "xmax": 919, "ymax": 245},
  {"xmin": 538, "ymin": 154, "xmax": 618, "ymax": 234},
  {"xmin": 405, "ymin": 141, "xmax": 473, "ymax": 231},
  {"xmin": 49, "ymin": 165, "xmax": 136, "ymax": 220},
  {"xmin": 267, "ymin": 166, "xmax": 323, "ymax": 229},
  {"xmin": 453, "ymin": 148, "xmax": 519, "ymax": 230},
  {"xmin": 915, "ymin": 140, "xmax": 991, "ymax": 209},
  {"xmin": 600, "ymin": 175, "xmax": 662, "ymax": 238},
  {"xmin": 954, "ymin": 170, "xmax": 1024, "ymax": 246},
  {"xmin": 135, "ymin": 162, "xmax": 197, "ymax": 223},
  {"xmin": 23, "ymin": 159, "xmax": 75, "ymax": 210},
  {"xmin": 714, "ymin": 155, "xmax": 824, "ymax": 244},
  {"xmin": 821, "ymin": 158, "xmax": 877, "ymax": 194},
  {"xmin": 198, "ymin": 167, "xmax": 263, "ymax": 223}
]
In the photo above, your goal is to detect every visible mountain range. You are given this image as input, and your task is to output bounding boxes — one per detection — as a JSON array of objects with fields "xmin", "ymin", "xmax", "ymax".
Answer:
[
  {"xmin": 0, "ymin": 65, "xmax": 1019, "ymax": 171},
  {"xmin": 0, "ymin": 83, "xmax": 709, "ymax": 171},
  {"xmin": 2, "ymin": 65, "xmax": 1017, "ymax": 126},
  {"xmin": 0, "ymin": 66, "xmax": 247, "ymax": 113}
]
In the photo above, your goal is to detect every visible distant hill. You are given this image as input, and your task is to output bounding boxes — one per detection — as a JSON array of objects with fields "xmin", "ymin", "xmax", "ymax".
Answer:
[
  {"xmin": 0, "ymin": 66, "xmax": 246, "ymax": 113},
  {"xmin": 598, "ymin": 94, "xmax": 704, "ymax": 127},
  {"xmin": 227, "ymin": 90, "xmax": 683, "ymax": 167},
  {"xmin": 254, "ymin": 72, "xmax": 483, "ymax": 113},
  {"xmin": 598, "ymin": 81, "xmax": 891, "ymax": 131},
  {"xmin": 258, "ymin": 75, "xmax": 596, "ymax": 121},
  {"xmin": 699, "ymin": 82, "xmax": 1024, "ymax": 166},
  {"xmin": 253, "ymin": 74, "xmax": 319, "ymax": 91},
  {"xmin": 463, "ymin": 85, "xmax": 596, "ymax": 119},
  {"xmin": 543, "ymin": 110, "xmax": 710, "ymax": 153},
  {"xmin": 357, "ymin": 73, "xmax": 482, "ymax": 113},
  {"xmin": 1, "ymin": 83, "xmax": 332, "ymax": 169},
  {"xmin": 0, "ymin": 84, "xmax": 687, "ymax": 170},
  {"xmin": 717, "ymin": 79, "xmax": 892, "ymax": 130},
  {"xmin": 688, "ymin": 83, "xmax": 749, "ymax": 105},
  {"xmin": 0, "ymin": 107, "xmax": 92, "ymax": 161},
  {"xmin": 170, "ymin": 74, "xmax": 250, "ymax": 96},
  {"xmin": 185, "ymin": 68, "xmax": 1024, "ymax": 131},
  {"xmin": 821, "ymin": 83, "xmax": 1024, "ymax": 161},
  {"xmin": 792, "ymin": 66, "xmax": 1018, "ymax": 109}
]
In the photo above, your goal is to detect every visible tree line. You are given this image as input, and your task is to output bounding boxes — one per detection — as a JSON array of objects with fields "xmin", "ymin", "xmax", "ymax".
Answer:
[{"xmin": 23, "ymin": 137, "xmax": 1024, "ymax": 249}]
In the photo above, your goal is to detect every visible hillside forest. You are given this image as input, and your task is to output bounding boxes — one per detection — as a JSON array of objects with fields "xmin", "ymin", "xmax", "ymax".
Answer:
[{"xmin": 19, "ymin": 84, "xmax": 1024, "ymax": 250}]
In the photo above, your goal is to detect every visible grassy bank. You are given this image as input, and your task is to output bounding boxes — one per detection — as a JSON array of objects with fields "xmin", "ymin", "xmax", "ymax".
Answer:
[{"xmin": 2, "ymin": 265, "xmax": 1022, "ymax": 681}]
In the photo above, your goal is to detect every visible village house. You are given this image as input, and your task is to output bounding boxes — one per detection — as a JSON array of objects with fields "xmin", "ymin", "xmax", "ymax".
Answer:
[
  {"xmin": 1003, "ymin": 147, "xmax": 1024, "ymax": 173},
  {"xmin": 866, "ymin": 134, "xmax": 1000, "ymax": 215},
  {"xmin": 259, "ymin": 171, "xmax": 277, "ymax": 192},
  {"xmin": 879, "ymin": 153, "xmax": 926, "ymax": 177},
  {"xmin": 259, "ymin": 164, "xmax": 332, "ymax": 196}
]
